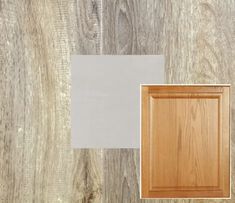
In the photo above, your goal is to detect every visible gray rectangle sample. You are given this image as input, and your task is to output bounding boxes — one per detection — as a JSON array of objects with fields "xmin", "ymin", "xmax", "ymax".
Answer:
[{"xmin": 72, "ymin": 55, "xmax": 164, "ymax": 148}]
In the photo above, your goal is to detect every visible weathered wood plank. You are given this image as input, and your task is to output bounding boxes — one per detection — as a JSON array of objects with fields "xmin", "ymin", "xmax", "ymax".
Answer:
[
  {"xmin": 0, "ymin": 0, "xmax": 102, "ymax": 202},
  {"xmin": 0, "ymin": 0, "xmax": 72, "ymax": 201},
  {"xmin": 71, "ymin": 149, "xmax": 103, "ymax": 203},
  {"xmin": 68, "ymin": 0, "xmax": 101, "ymax": 54},
  {"xmin": 102, "ymin": 0, "xmax": 165, "ymax": 55},
  {"xmin": 67, "ymin": 0, "xmax": 103, "ymax": 202},
  {"xmin": 102, "ymin": 0, "xmax": 166, "ymax": 202}
]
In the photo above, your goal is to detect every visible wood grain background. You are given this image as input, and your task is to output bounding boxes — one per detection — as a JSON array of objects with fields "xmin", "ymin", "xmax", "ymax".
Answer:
[{"xmin": 0, "ymin": 0, "xmax": 234, "ymax": 202}]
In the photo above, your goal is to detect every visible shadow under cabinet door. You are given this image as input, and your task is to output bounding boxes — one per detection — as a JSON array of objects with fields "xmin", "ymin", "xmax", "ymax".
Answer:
[{"xmin": 141, "ymin": 85, "xmax": 230, "ymax": 198}]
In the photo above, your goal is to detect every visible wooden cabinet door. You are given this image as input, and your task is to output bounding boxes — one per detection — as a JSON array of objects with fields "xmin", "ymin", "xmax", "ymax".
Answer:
[{"xmin": 141, "ymin": 85, "xmax": 230, "ymax": 198}]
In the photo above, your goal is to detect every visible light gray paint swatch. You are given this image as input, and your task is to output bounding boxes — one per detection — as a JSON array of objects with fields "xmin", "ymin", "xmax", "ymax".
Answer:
[{"xmin": 71, "ymin": 55, "xmax": 164, "ymax": 148}]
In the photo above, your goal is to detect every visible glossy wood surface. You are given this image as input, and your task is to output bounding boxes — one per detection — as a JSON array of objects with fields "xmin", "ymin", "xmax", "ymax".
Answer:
[{"xmin": 141, "ymin": 86, "xmax": 230, "ymax": 198}]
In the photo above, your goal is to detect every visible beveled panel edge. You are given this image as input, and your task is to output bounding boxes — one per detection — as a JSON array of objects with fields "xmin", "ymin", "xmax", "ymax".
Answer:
[{"xmin": 149, "ymin": 95, "xmax": 221, "ymax": 191}]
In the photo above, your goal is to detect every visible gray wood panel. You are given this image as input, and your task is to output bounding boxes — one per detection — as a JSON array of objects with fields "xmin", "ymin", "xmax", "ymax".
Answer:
[
  {"xmin": 0, "ymin": 0, "xmax": 102, "ymax": 202},
  {"xmin": 68, "ymin": 0, "xmax": 103, "ymax": 202},
  {"xmin": 0, "ymin": 0, "xmax": 72, "ymax": 201},
  {"xmin": 68, "ymin": 0, "xmax": 101, "ymax": 54},
  {"xmin": 0, "ymin": 0, "xmax": 234, "ymax": 202}
]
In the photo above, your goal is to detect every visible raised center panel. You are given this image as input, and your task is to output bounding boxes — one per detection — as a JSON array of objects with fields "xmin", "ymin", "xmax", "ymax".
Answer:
[{"xmin": 150, "ymin": 96, "xmax": 219, "ymax": 188}]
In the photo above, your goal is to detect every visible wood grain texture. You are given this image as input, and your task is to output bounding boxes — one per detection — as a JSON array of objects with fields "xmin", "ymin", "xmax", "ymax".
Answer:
[
  {"xmin": 141, "ymin": 85, "xmax": 230, "ymax": 198},
  {"xmin": 68, "ymin": 0, "xmax": 101, "ymax": 54},
  {"xmin": 0, "ymin": 0, "xmax": 234, "ymax": 202},
  {"xmin": 68, "ymin": 0, "xmax": 103, "ymax": 202},
  {"xmin": 151, "ymin": 98, "xmax": 219, "ymax": 188},
  {"xmin": 0, "ymin": 0, "xmax": 102, "ymax": 202},
  {"xmin": 71, "ymin": 150, "xmax": 103, "ymax": 202},
  {"xmin": 0, "ymin": 1, "xmax": 72, "ymax": 202}
]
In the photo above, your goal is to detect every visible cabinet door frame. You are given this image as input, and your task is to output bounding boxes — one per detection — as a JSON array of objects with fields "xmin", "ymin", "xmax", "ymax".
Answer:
[{"xmin": 141, "ymin": 85, "xmax": 230, "ymax": 198}]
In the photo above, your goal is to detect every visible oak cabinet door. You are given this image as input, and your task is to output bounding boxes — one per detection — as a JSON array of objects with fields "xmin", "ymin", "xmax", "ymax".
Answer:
[{"xmin": 141, "ymin": 85, "xmax": 230, "ymax": 198}]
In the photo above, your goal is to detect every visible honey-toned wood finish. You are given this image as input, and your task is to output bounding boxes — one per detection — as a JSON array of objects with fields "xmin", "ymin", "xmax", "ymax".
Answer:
[{"xmin": 141, "ymin": 85, "xmax": 230, "ymax": 198}]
